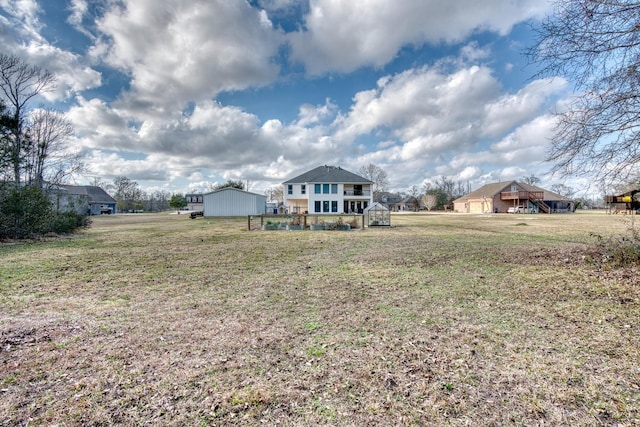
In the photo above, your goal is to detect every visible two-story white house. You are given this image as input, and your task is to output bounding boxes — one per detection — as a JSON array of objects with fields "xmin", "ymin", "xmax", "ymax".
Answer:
[{"xmin": 283, "ymin": 165, "xmax": 374, "ymax": 214}]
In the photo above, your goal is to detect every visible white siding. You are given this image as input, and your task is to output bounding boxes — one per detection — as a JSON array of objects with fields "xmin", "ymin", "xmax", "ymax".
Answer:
[{"xmin": 203, "ymin": 188, "xmax": 267, "ymax": 217}]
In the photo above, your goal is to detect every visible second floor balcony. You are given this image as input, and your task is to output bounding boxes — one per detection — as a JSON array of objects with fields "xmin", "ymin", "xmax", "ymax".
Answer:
[
  {"xmin": 344, "ymin": 189, "xmax": 371, "ymax": 197},
  {"xmin": 501, "ymin": 191, "xmax": 544, "ymax": 201}
]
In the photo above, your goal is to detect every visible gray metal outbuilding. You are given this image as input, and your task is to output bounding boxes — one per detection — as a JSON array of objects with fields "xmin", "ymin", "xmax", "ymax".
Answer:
[{"xmin": 203, "ymin": 187, "xmax": 267, "ymax": 217}]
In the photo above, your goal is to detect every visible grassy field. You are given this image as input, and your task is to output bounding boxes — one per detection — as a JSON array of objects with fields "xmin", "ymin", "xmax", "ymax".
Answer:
[{"xmin": 0, "ymin": 211, "xmax": 638, "ymax": 426}]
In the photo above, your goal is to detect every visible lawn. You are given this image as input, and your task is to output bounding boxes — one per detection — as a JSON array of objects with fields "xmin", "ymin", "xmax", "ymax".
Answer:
[{"xmin": 0, "ymin": 211, "xmax": 638, "ymax": 425}]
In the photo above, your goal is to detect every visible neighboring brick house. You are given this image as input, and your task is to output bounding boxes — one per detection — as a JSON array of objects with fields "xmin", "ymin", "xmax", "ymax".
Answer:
[
  {"xmin": 453, "ymin": 181, "xmax": 575, "ymax": 214},
  {"xmin": 283, "ymin": 165, "xmax": 374, "ymax": 214}
]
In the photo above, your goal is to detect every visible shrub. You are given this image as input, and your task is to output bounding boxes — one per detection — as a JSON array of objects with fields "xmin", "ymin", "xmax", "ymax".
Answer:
[
  {"xmin": 0, "ymin": 185, "xmax": 53, "ymax": 239},
  {"xmin": 50, "ymin": 210, "xmax": 92, "ymax": 234},
  {"xmin": 588, "ymin": 219, "xmax": 640, "ymax": 267},
  {"xmin": 0, "ymin": 185, "xmax": 91, "ymax": 239}
]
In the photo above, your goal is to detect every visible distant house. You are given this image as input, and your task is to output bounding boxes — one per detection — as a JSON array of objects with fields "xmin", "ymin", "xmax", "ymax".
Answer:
[
  {"xmin": 396, "ymin": 196, "xmax": 420, "ymax": 212},
  {"xmin": 50, "ymin": 185, "xmax": 117, "ymax": 215},
  {"xmin": 203, "ymin": 187, "xmax": 266, "ymax": 217},
  {"xmin": 453, "ymin": 181, "xmax": 575, "ymax": 214},
  {"xmin": 283, "ymin": 165, "xmax": 373, "ymax": 214},
  {"xmin": 185, "ymin": 193, "xmax": 203, "ymax": 211},
  {"xmin": 378, "ymin": 192, "xmax": 403, "ymax": 211}
]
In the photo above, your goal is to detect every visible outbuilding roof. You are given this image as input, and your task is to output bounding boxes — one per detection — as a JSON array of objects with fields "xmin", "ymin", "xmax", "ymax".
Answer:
[{"xmin": 284, "ymin": 165, "xmax": 372, "ymax": 184}]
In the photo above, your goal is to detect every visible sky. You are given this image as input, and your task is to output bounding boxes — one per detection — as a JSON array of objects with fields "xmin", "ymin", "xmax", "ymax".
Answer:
[{"xmin": 1, "ymin": 0, "xmax": 589, "ymax": 197}]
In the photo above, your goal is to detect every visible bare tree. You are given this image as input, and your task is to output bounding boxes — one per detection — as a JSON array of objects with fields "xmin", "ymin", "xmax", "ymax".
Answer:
[
  {"xmin": 265, "ymin": 185, "xmax": 283, "ymax": 204},
  {"xmin": 421, "ymin": 193, "xmax": 438, "ymax": 211},
  {"xmin": 358, "ymin": 163, "xmax": 389, "ymax": 202},
  {"xmin": 522, "ymin": 174, "xmax": 541, "ymax": 185},
  {"xmin": 0, "ymin": 54, "xmax": 56, "ymax": 184},
  {"xmin": 24, "ymin": 108, "xmax": 76, "ymax": 188},
  {"xmin": 551, "ymin": 183, "xmax": 575, "ymax": 198},
  {"xmin": 436, "ymin": 176, "xmax": 457, "ymax": 200},
  {"xmin": 112, "ymin": 176, "xmax": 144, "ymax": 212},
  {"xmin": 89, "ymin": 176, "xmax": 114, "ymax": 193},
  {"xmin": 528, "ymin": 1, "xmax": 640, "ymax": 183}
]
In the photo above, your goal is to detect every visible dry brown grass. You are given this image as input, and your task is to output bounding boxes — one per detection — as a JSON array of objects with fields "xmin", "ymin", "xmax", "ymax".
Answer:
[{"xmin": 1, "ymin": 211, "xmax": 639, "ymax": 426}]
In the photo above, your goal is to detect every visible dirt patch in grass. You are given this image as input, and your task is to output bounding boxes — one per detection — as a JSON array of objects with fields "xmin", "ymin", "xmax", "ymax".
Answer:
[{"xmin": 1, "ymin": 212, "xmax": 639, "ymax": 425}]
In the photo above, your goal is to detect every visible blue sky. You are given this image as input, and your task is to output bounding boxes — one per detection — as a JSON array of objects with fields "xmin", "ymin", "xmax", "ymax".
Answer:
[{"xmin": 1, "ymin": 0, "xmax": 586, "ymax": 196}]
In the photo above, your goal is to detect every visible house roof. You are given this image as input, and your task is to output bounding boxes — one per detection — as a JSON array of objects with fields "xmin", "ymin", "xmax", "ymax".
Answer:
[
  {"xmin": 378, "ymin": 191, "xmax": 403, "ymax": 204},
  {"xmin": 453, "ymin": 181, "xmax": 514, "ymax": 203},
  {"xmin": 55, "ymin": 185, "xmax": 116, "ymax": 204},
  {"xmin": 453, "ymin": 181, "xmax": 573, "ymax": 203},
  {"xmin": 399, "ymin": 196, "xmax": 418, "ymax": 204},
  {"xmin": 283, "ymin": 165, "xmax": 372, "ymax": 184}
]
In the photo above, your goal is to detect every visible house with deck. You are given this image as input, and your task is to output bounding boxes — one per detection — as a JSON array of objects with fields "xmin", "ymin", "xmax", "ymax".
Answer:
[
  {"xmin": 453, "ymin": 181, "xmax": 575, "ymax": 214},
  {"xmin": 283, "ymin": 165, "xmax": 374, "ymax": 214}
]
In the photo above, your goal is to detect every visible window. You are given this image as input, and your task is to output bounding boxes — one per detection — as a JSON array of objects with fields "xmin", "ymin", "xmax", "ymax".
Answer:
[
  {"xmin": 331, "ymin": 184, "xmax": 337, "ymax": 194},
  {"xmin": 287, "ymin": 184, "xmax": 293, "ymax": 195},
  {"xmin": 331, "ymin": 201, "xmax": 338, "ymax": 212},
  {"xmin": 323, "ymin": 201, "xmax": 330, "ymax": 212},
  {"xmin": 315, "ymin": 184, "xmax": 321, "ymax": 194},
  {"xmin": 301, "ymin": 184, "xmax": 306, "ymax": 195},
  {"xmin": 314, "ymin": 201, "xmax": 321, "ymax": 213},
  {"xmin": 323, "ymin": 184, "xmax": 329, "ymax": 194}
]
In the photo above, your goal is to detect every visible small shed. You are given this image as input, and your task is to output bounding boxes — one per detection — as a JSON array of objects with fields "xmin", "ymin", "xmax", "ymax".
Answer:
[
  {"xmin": 203, "ymin": 187, "xmax": 267, "ymax": 217},
  {"xmin": 364, "ymin": 202, "xmax": 390, "ymax": 227}
]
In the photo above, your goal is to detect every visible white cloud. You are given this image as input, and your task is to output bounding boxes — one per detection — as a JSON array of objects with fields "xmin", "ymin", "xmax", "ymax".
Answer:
[
  {"xmin": 483, "ymin": 77, "xmax": 566, "ymax": 137},
  {"xmin": 335, "ymin": 65, "xmax": 501, "ymax": 152},
  {"xmin": 95, "ymin": 0, "xmax": 282, "ymax": 117},
  {"xmin": 84, "ymin": 150, "xmax": 172, "ymax": 181},
  {"xmin": 296, "ymin": 99, "xmax": 338, "ymax": 127},
  {"xmin": 67, "ymin": 97, "xmax": 137, "ymax": 149},
  {"xmin": 0, "ymin": 0, "xmax": 101, "ymax": 100},
  {"xmin": 69, "ymin": 95, "xmax": 344, "ymax": 185},
  {"xmin": 289, "ymin": 0, "xmax": 551, "ymax": 74},
  {"xmin": 460, "ymin": 41, "xmax": 491, "ymax": 62}
]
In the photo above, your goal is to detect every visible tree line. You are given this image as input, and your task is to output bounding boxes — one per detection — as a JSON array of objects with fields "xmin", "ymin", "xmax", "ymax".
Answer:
[{"xmin": 91, "ymin": 177, "xmax": 247, "ymax": 213}]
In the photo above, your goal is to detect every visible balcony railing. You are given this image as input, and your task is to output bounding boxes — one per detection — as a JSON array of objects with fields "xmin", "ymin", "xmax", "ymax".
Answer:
[
  {"xmin": 343, "ymin": 190, "xmax": 371, "ymax": 196},
  {"xmin": 500, "ymin": 191, "xmax": 544, "ymax": 201}
]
